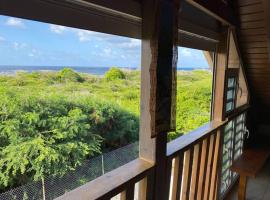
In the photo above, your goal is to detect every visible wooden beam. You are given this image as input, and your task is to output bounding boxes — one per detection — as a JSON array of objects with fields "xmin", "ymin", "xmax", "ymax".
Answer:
[
  {"xmin": 0, "ymin": 0, "xmax": 141, "ymax": 39},
  {"xmin": 185, "ymin": 0, "xmax": 236, "ymax": 25},
  {"xmin": 212, "ymin": 28, "xmax": 230, "ymax": 121}
]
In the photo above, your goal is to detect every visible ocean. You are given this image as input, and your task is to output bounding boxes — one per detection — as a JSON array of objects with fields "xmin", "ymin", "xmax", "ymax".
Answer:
[{"xmin": 0, "ymin": 66, "xmax": 209, "ymax": 76}]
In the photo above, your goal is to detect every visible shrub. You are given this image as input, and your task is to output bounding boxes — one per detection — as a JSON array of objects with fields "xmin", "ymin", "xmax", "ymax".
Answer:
[
  {"xmin": 104, "ymin": 67, "xmax": 125, "ymax": 81},
  {"xmin": 57, "ymin": 68, "xmax": 84, "ymax": 82}
]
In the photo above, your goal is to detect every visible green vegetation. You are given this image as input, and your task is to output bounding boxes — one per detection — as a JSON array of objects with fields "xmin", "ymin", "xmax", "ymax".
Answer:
[
  {"xmin": 0, "ymin": 68, "xmax": 212, "ymax": 191},
  {"xmin": 104, "ymin": 67, "xmax": 126, "ymax": 81}
]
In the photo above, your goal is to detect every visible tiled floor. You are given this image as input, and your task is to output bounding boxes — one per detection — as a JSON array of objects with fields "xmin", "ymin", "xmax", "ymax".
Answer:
[{"xmin": 225, "ymin": 159, "xmax": 270, "ymax": 200}]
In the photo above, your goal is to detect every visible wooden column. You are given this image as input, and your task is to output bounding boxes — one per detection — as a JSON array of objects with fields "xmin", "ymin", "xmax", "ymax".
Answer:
[
  {"xmin": 140, "ymin": 0, "xmax": 178, "ymax": 199},
  {"xmin": 212, "ymin": 28, "xmax": 230, "ymax": 122}
]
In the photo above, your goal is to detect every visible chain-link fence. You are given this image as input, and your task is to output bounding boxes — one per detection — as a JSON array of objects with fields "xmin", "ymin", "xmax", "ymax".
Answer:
[{"xmin": 0, "ymin": 142, "xmax": 139, "ymax": 200}]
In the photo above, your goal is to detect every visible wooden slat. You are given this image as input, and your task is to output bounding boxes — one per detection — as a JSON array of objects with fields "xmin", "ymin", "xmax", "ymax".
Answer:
[
  {"xmin": 203, "ymin": 134, "xmax": 215, "ymax": 200},
  {"xmin": 196, "ymin": 139, "xmax": 209, "ymax": 200},
  {"xmin": 138, "ymin": 177, "xmax": 147, "ymax": 200},
  {"xmin": 243, "ymin": 47, "xmax": 268, "ymax": 54},
  {"xmin": 171, "ymin": 153, "xmax": 184, "ymax": 200},
  {"xmin": 238, "ymin": 0, "xmax": 262, "ymax": 6},
  {"xmin": 239, "ymin": 3, "xmax": 263, "ymax": 15},
  {"xmin": 240, "ymin": 28, "xmax": 266, "ymax": 35},
  {"xmin": 206, "ymin": 134, "xmax": 217, "ymax": 200},
  {"xmin": 240, "ymin": 12, "xmax": 264, "ymax": 22},
  {"xmin": 241, "ymin": 20, "xmax": 265, "ymax": 29},
  {"xmin": 186, "ymin": 147, "xmax": 194, "ymax": 200},
  {"xmin": 120, "ymin": 191, "xmax": 126, "ymax": 200},
  {"xmin": 194, "ymin": 142, "xmax": 203, "ymax": 198},
  {"xmin": 180, "ymin": 150, "xmax": 191, "ymax": 200},
  {"xmin": 246, "ymin": 59, "xmax": 270, "ymax": 64},
  {"xmin": 209, "ymin": 131, "xmax": 221, "ymax": 200},
  {"xmin": 243, "ymin": 53, "xmax": 269, "ymax": 59},
  {"xmin": 190, "ymin": 143, "xmax": 201, "ymax": 200},
  {"xmin": 240, "ymin": 35, "xmax": 268, "ymax": 42}
]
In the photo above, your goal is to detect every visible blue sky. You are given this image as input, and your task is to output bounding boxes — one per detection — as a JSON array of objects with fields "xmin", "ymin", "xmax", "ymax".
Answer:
[{"xmin": 0, "ymin": 16, "xmax": 209, "ymax": 68}]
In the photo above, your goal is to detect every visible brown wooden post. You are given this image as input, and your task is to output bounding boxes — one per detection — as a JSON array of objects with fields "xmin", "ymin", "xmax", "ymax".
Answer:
[
  {"xmin": 211, "ymin": 28, "xmax": 230, "ymax": 199},
  {"xmin": 140, "ymin": 0, "xmax": 179, "ymax": 199}
]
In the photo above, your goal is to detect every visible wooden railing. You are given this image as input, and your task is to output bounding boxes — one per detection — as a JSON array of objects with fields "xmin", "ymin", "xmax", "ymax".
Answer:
[
  {"xmin": 166, "ymin": 121, "xmax": 226, "ymax": 200},
  {"xmin": 57, "ymin": 108, "xmax": 248, "ymax": 200}
]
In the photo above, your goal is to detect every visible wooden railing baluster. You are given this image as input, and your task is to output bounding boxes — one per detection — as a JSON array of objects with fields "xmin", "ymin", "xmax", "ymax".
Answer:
[
  {"xmin": 190, "ymin": 143, "xmax": 201, "ymax": 200},
  {"xmin": 194, "ymin": 142, "xmax": 203, "ymax": 198},
  {"xmin": 186, "ymin": 147, "xmax": 194, "ymax": 200},
  {"xmin": 209, "ymin": 131, "xmax": 221, "ymax": 200},
  {"xmin": 203, "ymin": 134, "xmax": 215, "ymax": 200}
]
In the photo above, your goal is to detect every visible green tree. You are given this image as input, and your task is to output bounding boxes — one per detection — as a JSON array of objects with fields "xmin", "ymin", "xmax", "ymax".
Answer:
[{"xmin": 105, "ymin": 67, "xmax": 125, "ymax": 81}]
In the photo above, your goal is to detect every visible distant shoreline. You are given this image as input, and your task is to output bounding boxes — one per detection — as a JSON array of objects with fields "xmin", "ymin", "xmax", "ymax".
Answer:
[{"xmin": 0, "ymin": 66, "xmax": 210, "ymax": 76}]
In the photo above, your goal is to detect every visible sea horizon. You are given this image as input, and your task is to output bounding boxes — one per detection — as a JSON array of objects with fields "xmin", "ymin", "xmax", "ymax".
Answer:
[{"xmin": 0, "ymin": 65, "xmax": 210, "ymax": 76}]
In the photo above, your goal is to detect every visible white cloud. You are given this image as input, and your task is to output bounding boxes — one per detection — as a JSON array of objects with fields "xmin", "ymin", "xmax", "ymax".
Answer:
[
  {"xmin": 118, "ymin": 39, "xmax": 140, "ymax": 49},
  {"xmin": 76, "ymin": 30, "xmax": 94, "ymax": 42},
  {"xmin": 13, "ymin": 42, "xmax": 27, "ymax": 50},
  {"xmin": 6, "ymin": 17, "xmax": 25, "ymax": 28},
  {"xmin": 28, "ymin": 48, "xmax": 41, "ymax": 57},
  {"xmin": 180, "ymin": 48, "xmax": 192, "ymax": 57},
  {"xmin": 49, "ymin": 24, "xmax": 67, "ymax": 34}
]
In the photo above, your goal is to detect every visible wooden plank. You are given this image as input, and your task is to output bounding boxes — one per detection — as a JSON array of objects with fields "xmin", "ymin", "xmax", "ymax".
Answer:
[
  {"xmin": 190, "ymin": 144, "xmax": 201, "ymax": 200},
  {"xmin": 194, "ymin": 142, "xmax": 203, "ymax": 198},
  {"xmin": 167, "ymin": 121, "xmax": 227, "ymax": 158},
  {"xmin": 238, "ymin": 0, "xmax": 262, "ymax": 6},
  {"xmin": 0, "ymin": 0, "xmax": 142, "ymax": 39},
  {"xmin": 120, "ymin": 191, "xmax": 126, "ymax": 200},
  {"xmin": 240, "ymin": 35, "xmax": 268, "ymax": 42},
  {"xmin": 243, "ymin": 47, "xmax": 268, "ymax": 54},
  {"xmin": 203, "ymin": 134, "xmax": 215, "ymax": 200},
  {"xmin": 209, "ymin": 131, "xmax": 221, "ymax": 200},
  {"xmin": 215, "ymin": 129, "xmax": 225, "ymax": 200},
  {"xmin": 241, "ymin": 20, "xmax": 265, "ymax": 29},
  {"xmin": 243, "ymin": 53, "xmax": 269, "ymax": 59},
  {"xmin": 180, "ymin": 150, "xmax": 191, "ymax": 200},
  {"xmin": 230, "ymin": 149, "xmax": 270, "ymax": 178},
  {"xmin": 246, "ymin": 59, "xmax": 270, "ymax": 64},
  {"xmin": 212, "ymin": 30, "xmax": 229, "ymax": 121},
  {"xmin": 171, "ymin": 153, "xmax": 184, "ymax": 200},
  {"xmin": 139, "ymin": 0, "xmax": 156, "ymax": 163},
  {"xmin": 56, "ymin": 159, "xmax": 153, "ymax": 200},
  {"xmin": 196, "ymin": 139, "xmax": 209, "ymax": 200},
  {"xmin": 240, "ymin": 28, "xmax": 266, "ymax": 35},
  {"xmin": 138, "ymin": 177, "xmax": 147, "ymax": 200},
  {"xmin": 239, "ymin": 4, "xmax": 263, "ymax": 15},
  {"xmin": 186, "ymin": 147, "xmax": 194, "ymax": 200},
  {"xmin": 240, "ymin": 12, "xmax": 264, "ymax": 22}
]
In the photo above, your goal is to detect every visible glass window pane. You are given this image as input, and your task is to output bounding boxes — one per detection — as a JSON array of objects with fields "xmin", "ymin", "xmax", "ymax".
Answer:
[
  {"xmin": 227, "ymin": 90, "xmax": 234, "ymax": 100},
  {"xmin": 226, "ymin": 102, "xmax": 233, "ymax": 112},
  {"xmin": 228, "ymin": 77, "xmax": 235, "ymax": 87}
]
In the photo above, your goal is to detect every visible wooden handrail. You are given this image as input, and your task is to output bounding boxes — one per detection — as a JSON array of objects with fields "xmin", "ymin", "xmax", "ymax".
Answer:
[
  {"xmin": 56, "ymin": 158, "xmax": 154, "ymax": 200},
  {"xmin": 167, "ymin": 120, "xmax": 227, "ymax": 158},
  {"xmin": 167, "ymin": 104, "xmax": 250, "ymax": 158}
]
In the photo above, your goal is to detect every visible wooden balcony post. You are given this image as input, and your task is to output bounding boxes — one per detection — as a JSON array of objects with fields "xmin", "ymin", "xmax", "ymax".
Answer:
[
  {"xmin": 212, "ymin": 28, "xmax": 230, "ymax": 122},
  {"xmin": 140, "ymin": 0, "xmax": 179, "ymax": 199},
  {"xmin": 211, "ymin": 28, "xmax": 230, "ymax": 199}
]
